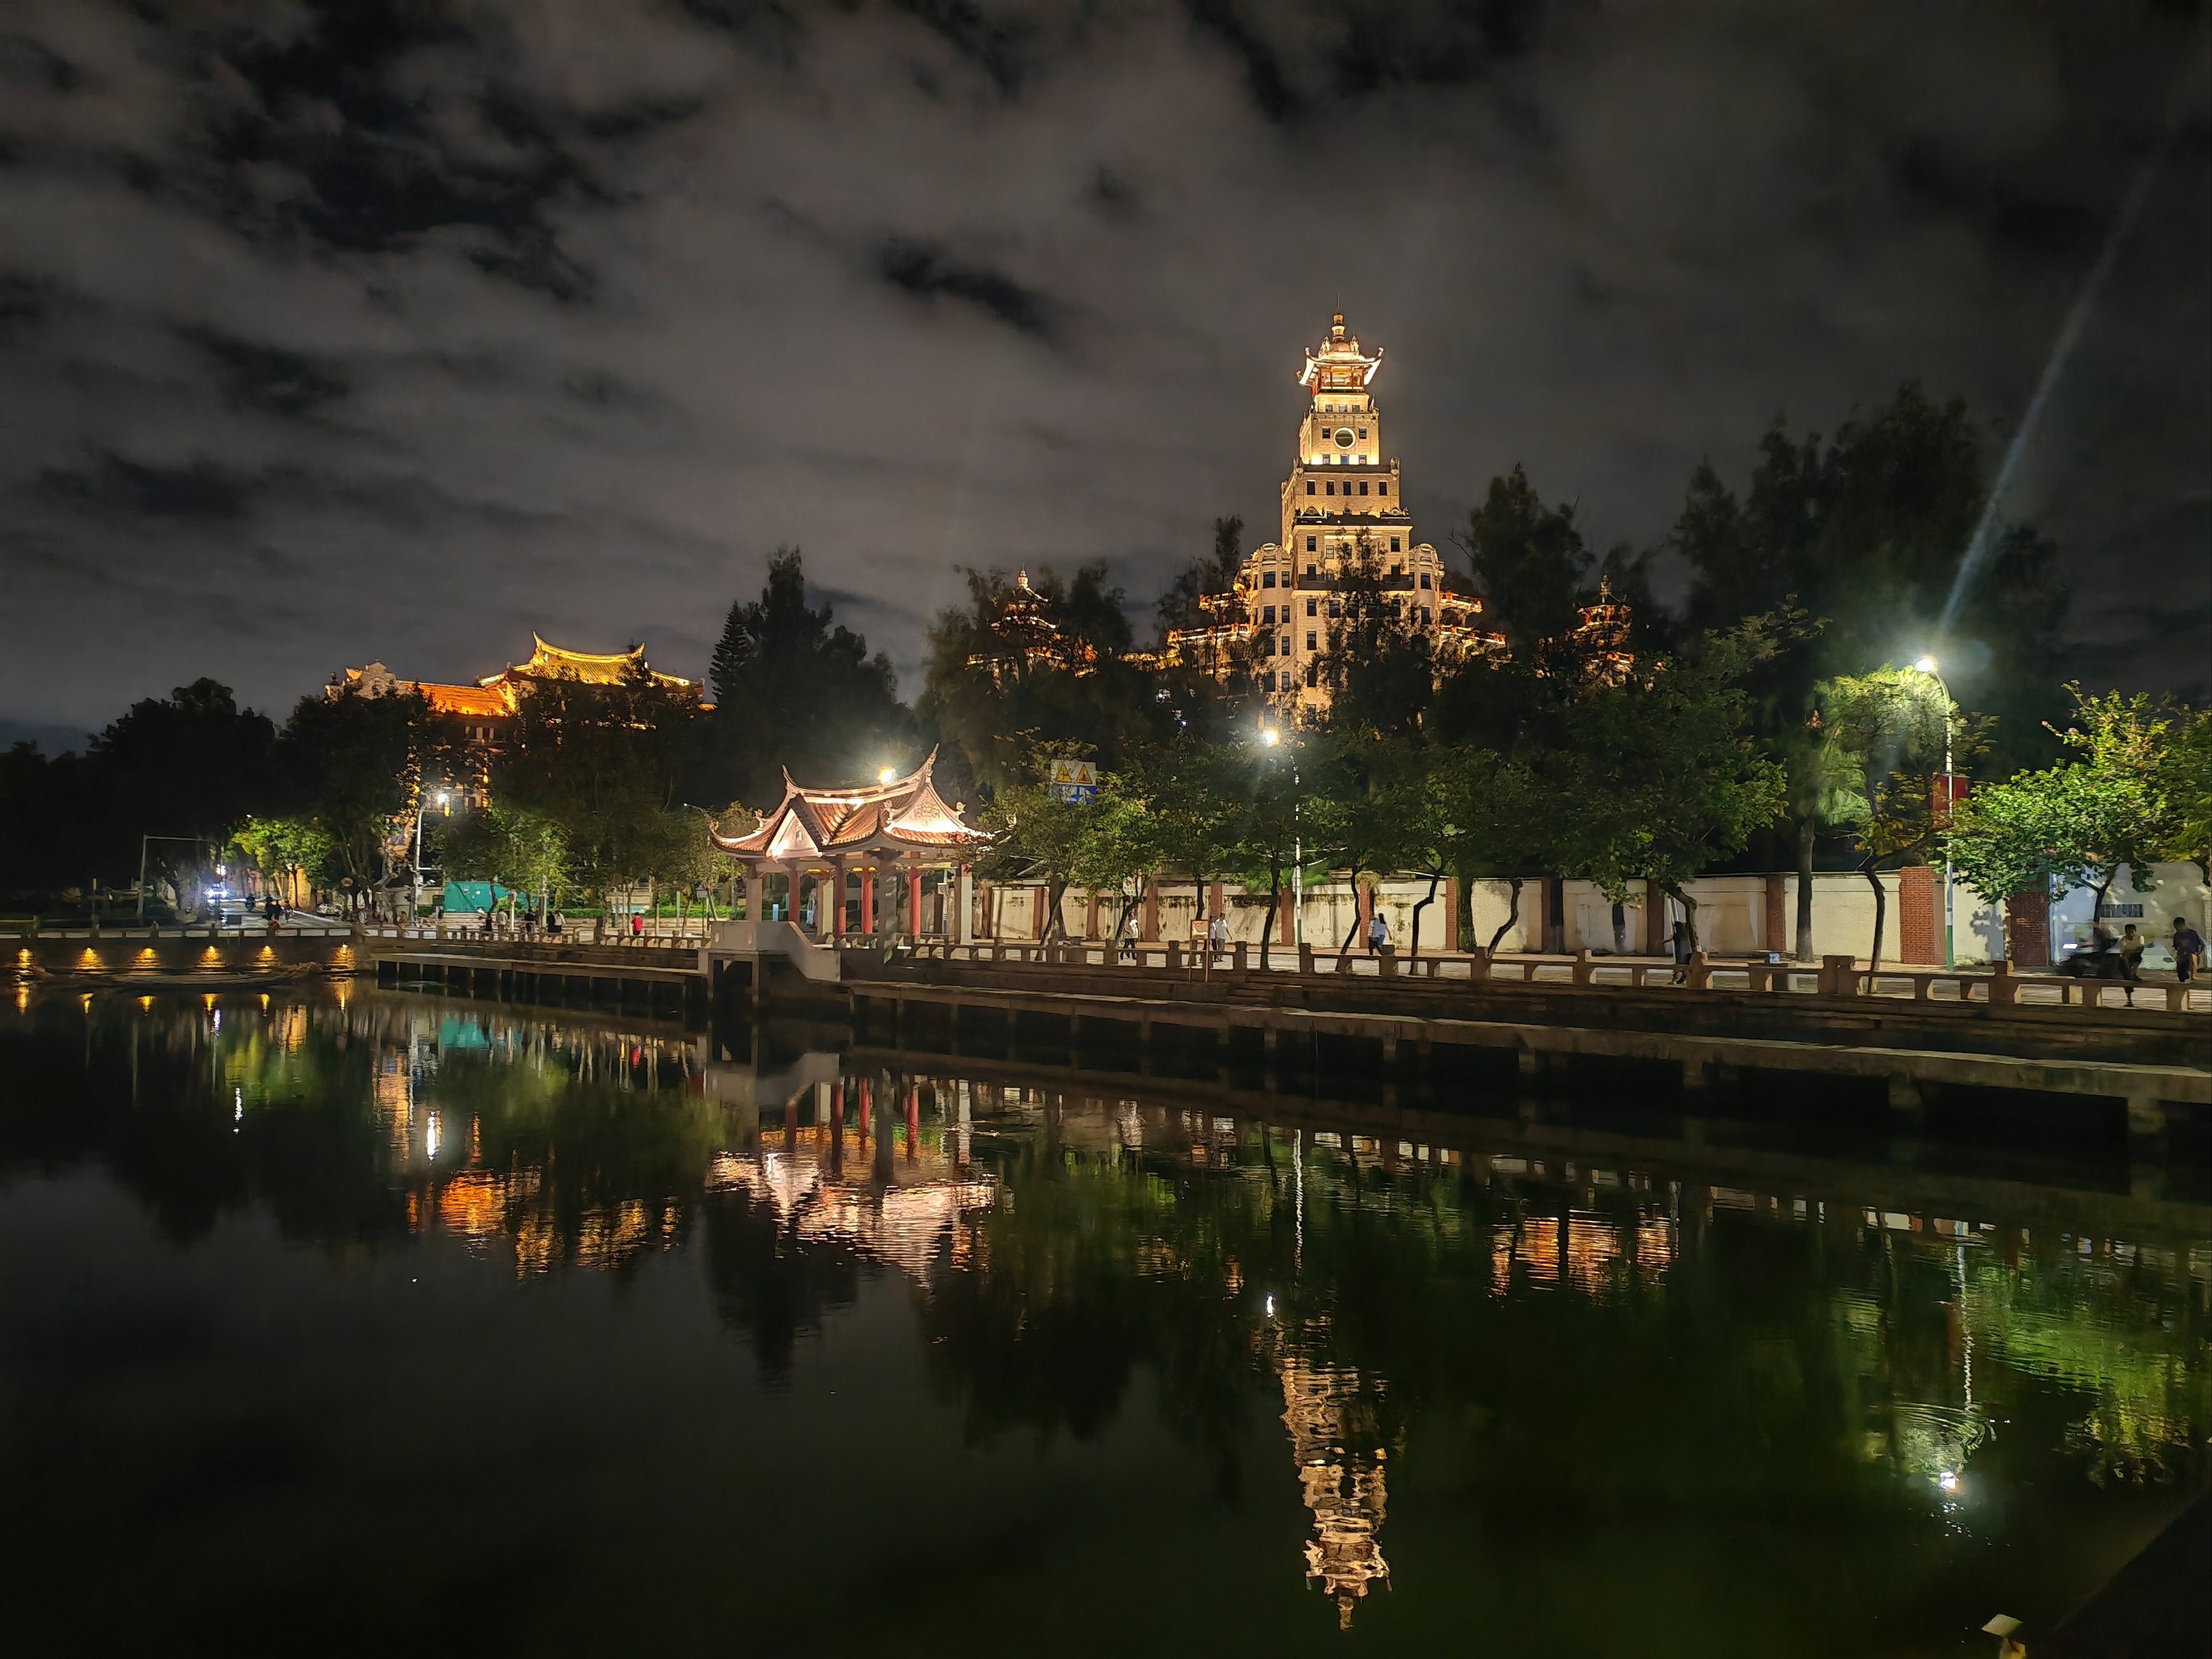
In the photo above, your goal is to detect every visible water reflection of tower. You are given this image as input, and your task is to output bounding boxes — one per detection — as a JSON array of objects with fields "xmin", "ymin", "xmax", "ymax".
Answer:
[{"xmin": 1276, "ymin": 1324, "xmax": 1392, "ymax": 1629}]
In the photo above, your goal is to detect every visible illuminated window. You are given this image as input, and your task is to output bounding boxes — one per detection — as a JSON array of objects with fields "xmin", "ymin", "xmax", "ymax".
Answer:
[
  {"xmin": 1306, "ymin": 631, "xmax": 1317, "ymax": 651},
  {"xmin": 1357, "ymin": 428, "xmax": 1367, "ymax": 439},
  {"xmin": 1280, "ymin": 633, "xmax": 1290, "ymax": 655}
]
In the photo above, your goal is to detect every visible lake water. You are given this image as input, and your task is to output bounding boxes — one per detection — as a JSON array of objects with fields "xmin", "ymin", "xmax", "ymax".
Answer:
[{"xmin": 1, "ymin": 986, "xmax": 2205, "ymax": 1655}]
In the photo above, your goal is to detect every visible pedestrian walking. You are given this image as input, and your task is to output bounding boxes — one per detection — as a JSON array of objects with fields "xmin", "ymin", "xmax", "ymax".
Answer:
[
  {"xmin": 1119, "ymin": 909, "xmax": 1139, "ymax": 962},
  {"xmin": 1209, "ymin": 910, "xmax": 1229, "ymax": 965},
  {"xmin": 1367, "ymin": 909, "xmax": 1388, "ymax": 957},
  {"xmin": 630, "ymin": 910, "xmax": 645, "ymax": 941},
  {"xmin": 2174, "ymin": 919, "xmax": 2205, "ymax": 984},
  {"xmin": 1668, "ymin": 917, "xmax": 1693, "ymax": 983}
]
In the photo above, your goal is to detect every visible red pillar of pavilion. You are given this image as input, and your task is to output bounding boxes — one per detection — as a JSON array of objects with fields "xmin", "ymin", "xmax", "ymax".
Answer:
[
  {"xmin": 908, "ymin": 868, "xmax": 923, "ymax": 937},
  {"xmin": 859, "ymin": 868, "xmax": 875, "ymax": 936}
]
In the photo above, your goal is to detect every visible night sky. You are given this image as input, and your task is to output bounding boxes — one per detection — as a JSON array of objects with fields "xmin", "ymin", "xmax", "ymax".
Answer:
[{"xmin": 2, "ymin": 1, "xmax": 2206, "ymax": 748}]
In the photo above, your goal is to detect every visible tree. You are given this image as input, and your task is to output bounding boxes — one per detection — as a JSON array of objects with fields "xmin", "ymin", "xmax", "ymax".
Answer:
[
  {"xmin": 1216, "ymin": 730, "xmax": 1342, "ymax": 956},
  {"xmin": 1315, "ymin": 533, "xmax": 1434, "ymax": 739},
  {"xmin": 1541, "ymin": 621, "xmax": 1790, "ymax": 949},
  {"xmin": 276, "ymin": 684, "xmax": 437, "ymax": 891},
  {"xmin": 231, "ymin": 816, "xmax": 335, "ymax": 908},
  {"xmin": 493, "ymin": 665, "xmax": 701, "ymax": 933},
  {"xmin": 920, "ymin": 562, "xmax": 1165, "ymax": 800},
  {"xmin": 1948, "ymin": 688, "xmax": 2177, "ymax": 932},
  {"xmin": 703, "ymin": 547, "xmax": 911, "ymax": 809},
  {"xmin": 1461, "ymin": 465, "xmax": 1592, "ymax": 650},
  {"xmin": 1817, "ymin": 667, "xmax": 1984, "ymax": 966},
  {"xmin": 2156, "ymin": 704, "xmax": 2212, "ymax": 880},
  {"xmin": 1675, "ymin": 385, "xmax": 2069, "ymax": 778},
  {"xmin": 73, "ymin": 680, "xmax": 279, "ymax": 902},
  {"xmin": 437, "ymin": 804, "xmax": 568, "ymax": 920},
  {"xmin": 978, "ymin": 755, "xmax": 1100, "ymax": 942}
]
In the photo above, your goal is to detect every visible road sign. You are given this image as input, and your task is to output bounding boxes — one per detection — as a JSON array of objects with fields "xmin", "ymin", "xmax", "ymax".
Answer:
[{"xmin": 1047, "ymin": 757, "xmax": 1097, "ymax": 804}]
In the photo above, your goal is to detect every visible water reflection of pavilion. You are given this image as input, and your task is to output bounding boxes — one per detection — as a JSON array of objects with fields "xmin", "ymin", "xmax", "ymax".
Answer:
[{"xmin": 705, "ymin": 1079, "xmax": 999, "ymax": 1284}]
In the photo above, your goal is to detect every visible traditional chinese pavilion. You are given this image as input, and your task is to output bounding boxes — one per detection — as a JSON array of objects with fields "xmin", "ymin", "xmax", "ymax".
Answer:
[{"xmin": 712, "ymin": 751, "xmax": 988, "ymax": 941}]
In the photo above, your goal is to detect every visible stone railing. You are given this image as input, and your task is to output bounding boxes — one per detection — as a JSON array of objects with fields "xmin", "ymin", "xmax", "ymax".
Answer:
[{"xmin": 867, "ymin": 940, "xmax": 2209, "ymax": 1016}]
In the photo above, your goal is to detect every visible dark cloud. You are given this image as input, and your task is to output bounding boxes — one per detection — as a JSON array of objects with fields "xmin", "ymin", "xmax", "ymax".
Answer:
[
  {"xmin": 38, "ymin": 452, "xmax": 261, "ymax": 521},
  {"xmin": 890, "ymin": 0, "xmax": 1035, "ymax": 97},
  {"xmin": 182, "ymin": 327, "xmax": 350, "ymax": 416},
  {"xmin": 878, "ymin": 235, "xmax": 1059, "ymax": 340},
  {"xmin": 1181, "ymin": 0, "xmax": 1298, "ymax": 122},
  {"xmin": 0, "ymin": 0, "xmax": 2205, "ymax": 733}
]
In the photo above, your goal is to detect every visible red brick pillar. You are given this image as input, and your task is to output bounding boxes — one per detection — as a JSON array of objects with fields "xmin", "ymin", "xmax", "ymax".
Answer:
[
  {"xmin": 1358, "ymin": 881, "xmax": 1374, "ymax": 949},
  {"xmin": 1142, "ymin": 877, "xmax": 1159, "ymax": 942},
  {"xmin": 1644, "ymin": 879, "xmax": 1667, "ymax": 955},
  {"xmin": 1443, "ymin": 876, "xmax": 1460, "ymax": 951},
  {"xmin": 1899, "ymin": 864, "xmax": 1937, "ymax": 965},
  {"xmin": 1086, "ymin": 892, "xmax": 1101, "ymax": 940},
  {"xmin": 1208, "ymin": 880, "xmax": 1225, "ymax": 931},
  {"xmin": 1034, "ymin": 885, "xmax": 1048, "ymax": 940},
  {"xmin": 1763, "ymin": 873, "xmax": 1787, "ymax": 957},
  {"xmin": 1278, "ymin": 883, "xmax": 1295, "ymax": 948}
]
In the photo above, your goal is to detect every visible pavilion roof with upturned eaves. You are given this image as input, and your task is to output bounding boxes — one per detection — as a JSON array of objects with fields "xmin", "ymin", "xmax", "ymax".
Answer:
[{"xmin": 712, "ymin": 751, "xmax": 988, "ymax": 866}]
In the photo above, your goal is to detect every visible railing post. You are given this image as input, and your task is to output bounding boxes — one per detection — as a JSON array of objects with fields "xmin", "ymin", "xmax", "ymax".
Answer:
[
  {"xmin": 1571, "ymin": 948, "xmax": 1593, "ymax": 987},
  {"xmin": 1234, "ymin": 942, "xmax": 1249, "ymax": 972},
  {"xmin": 1988, "ymin": 960, "xmax": 2018, "ymax": 1005},
  {"xmin": 1298, "ymin": 944, "xmax": 1314, "ymax": 975},
  {"xmin": 1166, "ymin": 940, "xmax": 1183, "ymax": 972},
  {"xmin": 1819, "ymin": 953, "xmax": 1856, "ymax": 997},
  {"xmin": 1467, "ymin": 946, "xmax": 1491, "ymax": 983},
  {"xmin": 1684, "ymin": 949, "xmax": 1711, "ymax": 992}
]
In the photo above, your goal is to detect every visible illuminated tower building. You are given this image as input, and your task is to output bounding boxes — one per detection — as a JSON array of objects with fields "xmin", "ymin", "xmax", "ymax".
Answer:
[
  {"xmin": 1164, "ymin": 313, "xmax": 1502, "ymax": 715},
  {"xmin": 1276, "ymin": 1334, "xmax": 1394, "ymax": 1628}
]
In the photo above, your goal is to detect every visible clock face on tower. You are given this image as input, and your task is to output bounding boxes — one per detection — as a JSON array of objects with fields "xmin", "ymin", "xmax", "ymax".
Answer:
[{"xmin": 1332, "ymin": 427, "xmax": 1355, "ymax": 448}]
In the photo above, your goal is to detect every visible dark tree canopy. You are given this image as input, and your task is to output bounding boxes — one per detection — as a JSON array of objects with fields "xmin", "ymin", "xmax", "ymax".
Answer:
[
  {"xmin": 1673, "ymin": 383, "xmax": 2068, "ymax": 775},
  {"xmin": 919, "ymin": 561, "xmax": 1164, "ymax": 800},
  {"xmin": 704, "ymin": 547, "xmax": 910, "ymax": 808}
]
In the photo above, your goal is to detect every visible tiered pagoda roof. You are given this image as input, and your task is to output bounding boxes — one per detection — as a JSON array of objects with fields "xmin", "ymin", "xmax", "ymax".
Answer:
[{"xmin": 713, "ymin": 751, "xmax": 987, "ymax": 863}]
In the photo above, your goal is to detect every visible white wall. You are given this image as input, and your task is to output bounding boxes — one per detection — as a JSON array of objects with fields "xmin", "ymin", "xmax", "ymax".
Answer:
[{"xmin": 1018, "ymin": 866, "xmax": 2212, "ymax": 961}]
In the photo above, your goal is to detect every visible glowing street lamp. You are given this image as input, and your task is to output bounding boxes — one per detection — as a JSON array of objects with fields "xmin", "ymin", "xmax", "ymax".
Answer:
[
  {"xmin": 1255, "ymin": 721, "xmax": 1298, "ymax": 949},
  {"xmin": 878, "ymin": 766, "xmax": 899, "ymax": 785},
  {"xmin": 1912, "ymin": 655, "xmax": 1955, "ymax": 970}
]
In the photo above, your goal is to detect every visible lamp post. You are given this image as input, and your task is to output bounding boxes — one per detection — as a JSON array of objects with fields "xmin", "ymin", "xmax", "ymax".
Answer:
[
  {"xmin": 1259, "ymin": 721, "xmax": 1302, "ymax": 953},
  {"xmin": 411, "ymin": 789, "xmax": 450, "ymax": 920},
  {"xmin": 1915, "ymin": 656, "xmax": 1954, "ymax": 971}
]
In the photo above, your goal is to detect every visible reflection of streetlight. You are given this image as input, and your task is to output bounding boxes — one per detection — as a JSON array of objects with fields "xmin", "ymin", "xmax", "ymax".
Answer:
[{"xmin": 1913, "ymin": 656, "xmax": 1954, "ymax": 970}]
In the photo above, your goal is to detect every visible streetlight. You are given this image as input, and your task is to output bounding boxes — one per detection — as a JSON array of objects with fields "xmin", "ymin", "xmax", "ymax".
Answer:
[
  {"xmin": 1914, "ymin": 656, "xmax": 1954, "ymax": 971},
  {"xmin": 411, "ymin": 789, "xmax": 450, "ymax": 919},
  {"xmin": 1256, "ymin": 721, "xmax": 1299, "ymax": 951},
  {"xmin": 878, "ymin": 766, "xmax": 899, "ymax": 785}
]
